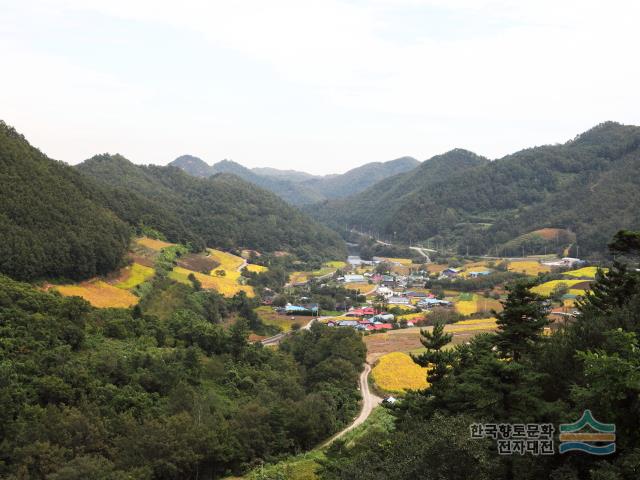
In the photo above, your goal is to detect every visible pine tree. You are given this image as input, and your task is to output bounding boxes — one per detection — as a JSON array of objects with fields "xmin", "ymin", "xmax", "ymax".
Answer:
[
  {"xmin": 412, "ymin": 322, "xmax": 454, "ymax": 384},
  {"xmin": 494, "ymin": 281, "xmax": 548, "ymax": 361}
]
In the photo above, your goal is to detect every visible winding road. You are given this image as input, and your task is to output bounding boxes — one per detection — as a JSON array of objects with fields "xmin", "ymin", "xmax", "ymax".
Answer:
[{"xmin": 322, "ymin": 363, "xmax": 382, "ymax": 447}]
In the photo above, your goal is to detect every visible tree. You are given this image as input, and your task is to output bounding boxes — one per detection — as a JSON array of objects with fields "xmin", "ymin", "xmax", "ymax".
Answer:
[
  {"xmin": 412, "ymin": 322, "xmax": 454, "ymax": 384},
  {"xmin": 187, "ymin": 272, "xmax": 202, "ymax": 291},
  {"xmin": 494, "ymin": 281, "xmax": 548, "ymax": 361}
]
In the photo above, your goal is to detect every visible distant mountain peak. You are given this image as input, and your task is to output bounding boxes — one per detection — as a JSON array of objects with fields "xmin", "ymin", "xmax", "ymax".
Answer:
[{"xmin": 169, "ymin": 155, "xmax": 212, "ymax": 177}]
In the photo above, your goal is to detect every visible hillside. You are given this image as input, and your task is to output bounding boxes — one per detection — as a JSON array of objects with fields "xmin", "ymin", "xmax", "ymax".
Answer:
[
  {"xmin": 169, "ymin": 155, "xmax": 420, "ymax": 205},
  {"xmin": 308, "ymin": 122, "xmax": 640, "ymax": 257},
  {"xmin": 78, "ymin": 155, "xmax": 346, "ymax": 262},
  {"xmin": 0, "ymin": 121, "xmax": 130, "ymax": 281},
  {"xmin": 301, "ymin": 156, "xmax": 420, "ymax": 200}
]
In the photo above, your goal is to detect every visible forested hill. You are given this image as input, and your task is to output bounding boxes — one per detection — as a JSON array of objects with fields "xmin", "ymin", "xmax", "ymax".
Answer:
[
  {"xmin": 170, "ymin": 156, "xmax": 324, "ymax": 205},
  {"xmin": 308, "ymin": 122, "xmax": 640, "ymax": 257},
  {"xmin": 0, "ymin": 121, "xmax": 130, "ymax": 281},
  {"xmin": 169, "ymin": 155, "xmax": 420, "ymax": 205},
  {"xmin": 78, "ymin": 154, "xmax": 346, "ymax": 262}
]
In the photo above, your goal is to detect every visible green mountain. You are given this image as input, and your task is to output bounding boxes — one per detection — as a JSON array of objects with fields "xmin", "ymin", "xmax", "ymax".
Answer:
[
  {"xmin": 308, "ymin": 122, "xmax": 640, "ymax": 257},
  {"xmin": 170, "ymin": 156, "xmax": 324, "ymax": 205},
  {"xmin": 0, "ymin": 121, "xmax": 130, "ymax": 281},
  {"xmin": 301, "ymin": 156, "xmax": 420, "ymax": 200},
  {"xmin": 78, "ymin": 154, "xmax": 346, "ymax": 262},
  {"xmin": 169, "ymin": 155, "xmax": 420, "ymax": 205}
]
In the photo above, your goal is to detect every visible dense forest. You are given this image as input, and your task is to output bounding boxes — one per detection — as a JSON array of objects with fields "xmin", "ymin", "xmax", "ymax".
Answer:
[
  {"xmin": 170, "ymin": 155, "xmax": 420, "ymax": 205},
  {"xmin": 308, "ymin": 122, "xmax": 640, "ymax": 258},
  {"xmin": 320, "ymin": 231, "xmax": 640, "ymax": 479},
  {"xmin": 78, "ymin": 154, "xmax": 346, "ymax": 263},
  {"xmin": 0, "ymin": 121, "xmax": 131, "ymax": 281},
  {"xmin": 0, "ymin": 273, "xmax": 365, "ymax": 479}
]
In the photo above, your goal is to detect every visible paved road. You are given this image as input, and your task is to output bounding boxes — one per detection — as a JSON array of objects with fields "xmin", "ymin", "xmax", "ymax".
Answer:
[{"xmin": 322, "ymin": 363, "xmax": 382, "ymax": 447}]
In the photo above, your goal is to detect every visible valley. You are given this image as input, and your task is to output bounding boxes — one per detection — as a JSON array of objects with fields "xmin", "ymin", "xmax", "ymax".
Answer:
[{"xmin": 1, "ymin": 119, "xmax": 640, "ymax": 480}]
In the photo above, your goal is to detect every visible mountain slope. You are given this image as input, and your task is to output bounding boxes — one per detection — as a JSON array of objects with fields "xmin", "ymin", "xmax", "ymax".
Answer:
[
  {"xmin": 0, "ymin": 121, "xmax": 130, "ymax": 281},
  {"xmin": 309, "ymin": 123, "xmax": 640, "ymax": 257},
  {"xmin": 169, "ymin": 155, "xmax": 420, "ymax": 205},
  {"xmin": 168, "ymin": 156, "xmax": 323, "ymax": 205},
  {"xmin": 301, "ymin": 156, "xmax": 420, "ymax": 200},
  {"xmin": 78, "ymin": 155, "xmax": 346, "ymax": 261}
]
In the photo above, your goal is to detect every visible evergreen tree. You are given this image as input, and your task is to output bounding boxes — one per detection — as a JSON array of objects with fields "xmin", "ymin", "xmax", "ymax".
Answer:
[
  {"xmin": 494, "ymin": 281, "xmax": 548, "ymax": 361},
  {"xmin": 412, "ymin": 322, "xmax": 454, "ymax": 384}
]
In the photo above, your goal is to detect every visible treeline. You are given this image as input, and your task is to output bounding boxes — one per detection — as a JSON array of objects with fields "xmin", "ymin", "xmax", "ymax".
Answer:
[
  {"xmin": 321, "ymin": 231, "xmax": 640, "ymax": 479},
  {"xmin": 0, "ymin": 274, "xmax": 365, "ymax": 479},
  {"xmin": 0, "ymin": 121, "xmax": 131, "ymax": 281}
]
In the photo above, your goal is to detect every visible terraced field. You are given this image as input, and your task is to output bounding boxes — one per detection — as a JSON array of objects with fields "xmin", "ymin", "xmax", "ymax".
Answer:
[
  {"xmin": 532, "ymin": 279, "xmax": 588, "ymax": 296},
  {"xmin": 169, "ymin": 266, "xmax": 254, "ymax": 297},
  {"xmin": 563, "ymin": 266, "xmax": 605, "ymax": 278},
  {"xmin": 136, "ymin": 237, "xmax": 175, "ymax": 251},
  {"xmin": 55, "ymin": 281, "xmax": 138, "ymax": 308},
  {"xmin": 245, "ymin": 263, "xmax": 268, "ymax": 273},
  {"xmin": 114, "ymin": 263, "xmax": 155, "ymax": 289}
]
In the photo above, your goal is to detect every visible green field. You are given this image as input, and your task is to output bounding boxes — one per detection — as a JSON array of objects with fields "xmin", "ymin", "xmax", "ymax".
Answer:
[{"xmin": 115, "ymin": 262, "xmax": 155, "ymax": 289}]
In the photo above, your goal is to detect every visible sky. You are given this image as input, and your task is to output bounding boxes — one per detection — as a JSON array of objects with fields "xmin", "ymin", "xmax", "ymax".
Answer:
[{"xmin": 1, "ymin": 0, "xmax": 639, "ymax": 175}]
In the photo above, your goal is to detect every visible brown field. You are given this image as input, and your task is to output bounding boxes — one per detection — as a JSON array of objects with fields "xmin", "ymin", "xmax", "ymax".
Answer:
[
  {"xmin": 532, "ymin": 228, "xmax": 569, "ymax": 240},
  {"xmin": 344, "ymin": 282, "xmax": 375, "ymax": 293},
  {"xmin": 177, "ymin": 253, "xmax": 219, "ymax": 273},
  {"xmin": 426, "ymin": 264, "xmax": 447, "ymax": 274},
  {"xmin": 136, "ymin": 237, "xmax": 175, "ymax": 251},
  {"xmin": 364, "ymin": 320, "xmax": 498, "ymax": 363},
  {"xmin": 55, "ymin": 281, "xmax": 138, "ymax": 308}
]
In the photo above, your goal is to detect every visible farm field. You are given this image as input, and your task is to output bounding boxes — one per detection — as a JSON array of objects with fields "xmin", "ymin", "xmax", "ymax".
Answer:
[
  {"xmin": 371, "ymin": 352, "xmax": 428, "ymax": 393},
  {"xmin": 255, "ymin": 306, "xmax": 312, "ymax": 332},
  {"xmin": 507, "ymin": 260, "xmax": 551, "ymax": 275},
  {"xmin": 531, "ymin": 279, "xmax": 589, "ymax": 296},
  {"xmin": 114, "ymin": 263, "xmax": 155, "ymax": 289},
  {"xmin": 208, "ymin": 248, "xmax": 245, "ymax": 271},
  {"xmin": 55, "ymin": 281, "xmax": 138, "ymax": 308},
  {"xmin": 169, "ymin": 266, "xmax": 254, "ymax": 297},
  {"xmin": 454, "ymin": 294, "xmax": 503, "ymax": 316},
  {"xmin": 364, "ymin": 319, "xmax": 498, "ymax": 363},
  {"xmin": 344, "ymin": 281, "xmax": 374, "ymax": 293},
  {"xmin": 378, "ymin": 257, "xmax": 413, "ymax": 266},
  {"xmin": 289, "ymin": 271, "xmax": 309, "ymax": 285},
  {"xmin": 325, "ymin": 260, "xmax": 347, "ymax": 269},
  {"xmin": 245, "ymin": 263, "xmax": 268, "ymax": 273},
  {"xmin": 563, "ymin": 266, "xmax": 605, "ymax": 278},
  {"xmin": 176, "ymin": 253, "xmax": 219, "ymax": 273},
  {"xmin": 135, "ymin": 237, "xmax": 175, "ymax": 251}
]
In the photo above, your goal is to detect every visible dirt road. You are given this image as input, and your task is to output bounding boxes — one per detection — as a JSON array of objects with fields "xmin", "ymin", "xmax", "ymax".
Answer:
[{"xmin": 322, "ymin": 363, "xmax": 382, "ymax": 447}]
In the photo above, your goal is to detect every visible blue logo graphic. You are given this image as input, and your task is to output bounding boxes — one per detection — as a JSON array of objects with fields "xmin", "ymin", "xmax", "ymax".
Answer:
[{"xmin": 559, "ymin": 410, "xmax": 616, "ymax": 455}]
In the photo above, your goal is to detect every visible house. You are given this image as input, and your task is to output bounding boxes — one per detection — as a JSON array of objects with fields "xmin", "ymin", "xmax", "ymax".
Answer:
[
  {"xmin": 381, "ymin": 275, "xmax": 396, "ymax": 287},
  {"xmin": 373, "ymin": 323, "xmax": 394, "ymax": 330},
  {"xmin": 344, "ymin": 274, "xmax": 366, "ymax": 283},
  {"xmin": 468, "ymin": 270, "xmax": 492, "ymax": 278},
  {"xmin": 442, "ymin": 268, "xmax": 461, "ymax": 277},
  {"xmin": 388, "ymin": 296, "xmax": 410, "ymax": 305},
  {"xmin": 372, "ymin": 313, "xmax": 394, "ymax": 322},
  {"xmin": 418, "ymin": 298, "xmax": 453, "ymax": 308},
  {"xmin": 284, "ymin": 304, "xmax": 318, "ymax": 314},
  {"xmin": 406, "ymin": 291, "xmax": 428, "ymax": 298},
  {"xmin": 542, "ymin": 257, "xmax": 584, "ymax": 268},
  {"xmin": 338, "ymin": 320, "xmax": 360, "ymax": 327},
  {"xmin": 376, "ymin": 286, "xmax": 393, "ymax": 297},
  {"xmin": 346, "ymin": 306, "xmax": 376, "ymax": 317}
]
